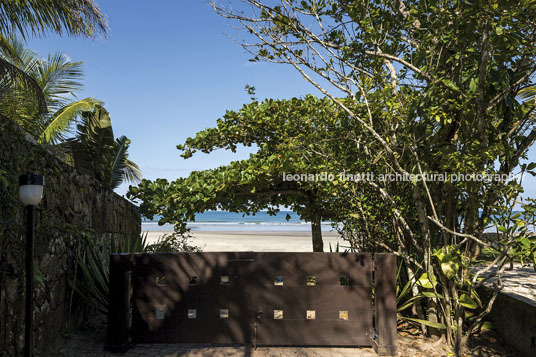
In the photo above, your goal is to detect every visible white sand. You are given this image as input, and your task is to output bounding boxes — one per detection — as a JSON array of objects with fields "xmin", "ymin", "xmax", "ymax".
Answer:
[{"xmin": 145, "ymin": 230, "xmax": 344, "ymax": 252}]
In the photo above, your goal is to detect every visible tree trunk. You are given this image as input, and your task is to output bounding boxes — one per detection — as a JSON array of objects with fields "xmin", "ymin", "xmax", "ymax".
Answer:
[
  {"xmin": 311, "ymin": 208, "xmax": 324, "ymax": 252},
  {"xmin": 412, "ymin": 186, "xmax": 441, "ymax": 338}
]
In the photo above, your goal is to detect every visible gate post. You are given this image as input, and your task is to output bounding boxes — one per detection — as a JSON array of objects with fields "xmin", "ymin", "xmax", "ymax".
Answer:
[
  {"xmin": 373, "ymin": 253, "xmax": 397, "ymax": 356},
  {"xmin": 105, "ymin": 253, "xmax": 131, "ymax": 352}
]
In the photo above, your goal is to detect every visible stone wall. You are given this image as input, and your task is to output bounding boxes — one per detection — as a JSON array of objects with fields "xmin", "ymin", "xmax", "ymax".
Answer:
[
  {"xmin": 0, "ymin": 116, "xmax": 141, "ymax": 356},
  {"xmin": 479, "ymin": 285, "xmax": 536, "ymax": 357}
]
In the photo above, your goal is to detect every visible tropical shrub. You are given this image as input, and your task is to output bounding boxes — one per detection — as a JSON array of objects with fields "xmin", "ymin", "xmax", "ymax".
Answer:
[
  {"xmin": 71, "ymin": 233, "xmax": 148, "ymax": 315},
  {"xmin": 71, "ymin": 232, "xmax": 199, "ymax": 316}
]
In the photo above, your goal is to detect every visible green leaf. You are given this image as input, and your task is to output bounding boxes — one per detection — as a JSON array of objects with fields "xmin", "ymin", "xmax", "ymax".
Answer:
[
  {"xmin": 110, "ymin": 135, "xmax": 142, "ymax": 189},
  {"xmin": 442, "ymin": 79, "xmax": 460, "ymax": 91},
  {"xmin": 440, "ymin": 254, "xmax": 460, "ymax": 279},
  {"xmin": 520, "ymin": 237, "xmax": 531, "ymax": 248},
  {"xmin": 469, "ymin": 78, "xmax": 478, "ymax": 93},
  {"xmin": 39, "ymin": 97, "xmax": 103, "ymax": 144},
  {"xmin": 480, "ymin": 321, "xmax": 495, "ymax": 330},
  {"xmin": 459, "ymin": 294, "xmax": 478, "ymax": 309},
  {"xmin": 417, "ymin": 272, "xmax": 437, "ymax": 289},
  {"xmin": 421, "ymin": 291, "xmax": 443, "ymax": 299},
  {"xmin": 401, "ymin": 317, "xmax": 447, "ymax": 330}
]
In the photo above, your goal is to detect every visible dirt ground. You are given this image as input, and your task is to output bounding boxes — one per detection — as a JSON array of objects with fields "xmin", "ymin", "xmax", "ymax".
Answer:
[{"xmin": 52, "ymin": 318, "xmax": 521, "ymax": 357}]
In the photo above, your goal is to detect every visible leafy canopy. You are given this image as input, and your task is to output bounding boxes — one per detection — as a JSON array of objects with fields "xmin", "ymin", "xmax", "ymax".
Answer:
[{"xmin": 130, "ymin": 95, "xmax": 370, "ymax": 251}]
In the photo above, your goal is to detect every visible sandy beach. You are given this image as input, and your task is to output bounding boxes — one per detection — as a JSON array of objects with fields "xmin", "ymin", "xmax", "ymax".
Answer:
[{"xmin": 146, "ymin": 230, "xmax": 343, "ymax": 252}]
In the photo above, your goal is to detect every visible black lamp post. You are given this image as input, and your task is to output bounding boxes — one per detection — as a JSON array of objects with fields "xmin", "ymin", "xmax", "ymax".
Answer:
[{"xmin": 19, "ymin": 174, "xmax": 44, "ymax": 357}]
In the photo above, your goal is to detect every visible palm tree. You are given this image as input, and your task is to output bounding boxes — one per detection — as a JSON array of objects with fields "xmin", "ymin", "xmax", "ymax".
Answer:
[
  {"xmin": 0, "ymin": 37, "xmax": 141, "ymax": 189},
  {"xmin": 0, "ymin": 34, "xmax": 46, "ymax": 113},
  {"xmin": 0, "ymin": 35, "xmax": 102, "ymax": 142},
  {"xmin": 68, "ymin": 106, "xmax": 142, "ymax": 189},
  {"xmin": 0, "ymin": 0, "xmax": 108, "ymax": 111},
  {"xmin": 0, "ymin": 0, "xmax": 107, "ymax": 40}
]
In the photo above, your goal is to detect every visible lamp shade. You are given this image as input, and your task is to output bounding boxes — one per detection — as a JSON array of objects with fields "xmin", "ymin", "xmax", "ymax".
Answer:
[{"xmin": 19, "ymin": 174, "xmax": 45, "ymax": 206}]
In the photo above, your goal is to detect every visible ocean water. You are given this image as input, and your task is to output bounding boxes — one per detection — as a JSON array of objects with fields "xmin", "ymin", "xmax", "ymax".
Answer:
[
  {"xmin": 142, "ymin": 210, "xmax": 334, "ymax": 232},
  {"xmin": 141, "ymin": 210, "xmax": 533, "ymax": 233}
]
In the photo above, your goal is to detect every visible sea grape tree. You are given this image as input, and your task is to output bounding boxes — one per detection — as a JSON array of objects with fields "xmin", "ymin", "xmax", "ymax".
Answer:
[{"xmin": 129, "ymin": 95, "xmax": 369, "ymax": 251}]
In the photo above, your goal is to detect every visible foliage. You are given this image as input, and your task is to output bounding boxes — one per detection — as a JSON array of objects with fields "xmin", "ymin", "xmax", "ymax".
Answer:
[
  {"xmin": 72, "ymin": 232, "xmax": 199, "ymax": 315},
  {"xmin": 0, "ymin": 0, "xmax": 107, "ymax": 113},
  {"xmin": 490, "ymin": 192, "xmax": 536, "ymax": 269},
  {"xmin": 0, "ymin": 37, "xmax": 141, "ymax": 189},
  {"xmin": 67, "ymin": 106, "xmax": 142, "ymax": 189},
  {"xmin": 0, "ymin": 35, "xmax": 46, "ymax": 114},
  {"xmin": 0, "ymin": 35, "xmax": 99, "ymax": 139},
  {"xmin": 205, "ymin": 0, "xmax": 536, "ymax": 351},
  {"xmin": 40, "ymin": 97, "xmax": 104, "ymax": 144},
  {"xmin": 0, "ymin": 0, "xmax": 108, "ymax": 40},
  {"xmin": 129, "ymin": 95, "xmax": 366, "ymax": 251},
  {"xmin": 145, "ymin": 232, "xmax": 201, "ymax": 253}
]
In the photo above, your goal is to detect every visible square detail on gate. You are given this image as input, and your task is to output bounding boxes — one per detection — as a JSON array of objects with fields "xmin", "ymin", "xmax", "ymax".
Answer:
[
  {"xmin": 274, "ymin": 310, "xmax": 283, "ymax": 319},
  {"xmin": 220, "ymin": 275, "xmax": 230, "ymax": 285},
  {"xmin": 155, "ymin": 308, "xmax": 165, "ymax": 320},
  {"xmin": 274, "ymin": 276, "xmax": 284, "ymax": 286},
  {"xmin": 307, "ymin": 276, "xmax": 317, "ymax": 286},
  {"xmin": 339, "ymin": 310, "xmax": 349, "ymax": 320},
  {"xmin": 188, "ymin": 309, "xmax": 197, "ymax": 319},
  {"xmin": 220, "ymin": 308, "xmax": 229, "ymax": 319},
  {"xmin": 155, "ymin": 276, "xmax": 167, "ymax": 286},
  {"xmin": 306, "ymin": 310, "xmax": 316, "ymax": 319},
  {"xmin": 188, "ymin": 276, "xmax": 198, "ymax": 285}
]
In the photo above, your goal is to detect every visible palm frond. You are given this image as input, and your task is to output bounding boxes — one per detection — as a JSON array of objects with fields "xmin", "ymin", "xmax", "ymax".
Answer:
[
  {"xmin": 36, "ymin": 52, "xmax": 84, "ymax": 110},
  {"xmin": 0, "ymin": 0, "xmax": 108, "ymax": 40},
  {"xmin": 110, "ymin": 136, "xmax": 142, "ymax": 189},
  {"xmin": 124, "ymin": 159, "xmax": 143, "ymax": 184},
  {"xmin": 65, "ymin": 106, "xmax": 141, "ymax": 190},
  {"xmin": 39, "ymin": 97, "xmax": 103, "ymax": 144},
  {"xmin": 0, "ymin": 34, "xmax": 22, "ymax": 64},
  {"xmin": 0, "ymin": 56, "xmax": 47, "ymax": 113},
  {"xmin": 69, "ymin": 106, "xmax": 115, "ymax": 182}
]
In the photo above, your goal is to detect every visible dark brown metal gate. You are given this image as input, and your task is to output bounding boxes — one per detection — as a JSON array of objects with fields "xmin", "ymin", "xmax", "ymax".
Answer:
[
  {"xmin": 251, "ymin": 252, "xmax": 372, "ymax": 346},
  {"xmin": 131, "ymin": 252, "xmax": 253, "ymax": 344},
  {"xmin": 106, "ymin": 252, "xmax": 396, "ymax": 355}
]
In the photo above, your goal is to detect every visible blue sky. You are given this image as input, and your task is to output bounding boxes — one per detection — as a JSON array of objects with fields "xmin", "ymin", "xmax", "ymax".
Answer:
[
  {"xmin": 27, "ymin": 0, "xmax": 316, "ymax": 196},
  {"xmin": 25, "ymin": 0, "xmax": 536, "ymax": 199}
]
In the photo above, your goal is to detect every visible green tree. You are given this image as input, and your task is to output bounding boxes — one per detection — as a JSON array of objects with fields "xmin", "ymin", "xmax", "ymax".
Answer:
[
  {"xmin": 0, "ymin": 0, "xmax": 108, "ymax": 111},
  {"xmin": 205, "ymin": 0, "xmax": 536, "ymax": 350},
  {"xmin": 130, "ymin": 96, "xmax": 356, "ymax": 251},
  {"xmin": 0, "ymin": 37, "xmax": 141, "ymax": 189},
  {"xmin": 0, "ymin": 35, "xmax": 102, "ymax": 141}
]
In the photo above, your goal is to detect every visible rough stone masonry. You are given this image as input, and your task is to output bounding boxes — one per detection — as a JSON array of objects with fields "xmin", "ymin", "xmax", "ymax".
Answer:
[{"xmin": 0, "ymin": 116, "xmax": 140, "ymax": 356}]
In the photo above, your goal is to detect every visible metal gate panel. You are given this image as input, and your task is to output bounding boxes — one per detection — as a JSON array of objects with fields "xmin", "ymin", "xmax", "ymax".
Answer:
[
  {"xmin": 121, "ymin": 252, "xmax": 385, "ymax": 349},
  {"xmin": 250, "ymin": 252, "xmax": 372, "ymax": 346},
  {"xmin": 131, "ymin": 252, "xmax": 252, "ymax": 343}
]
